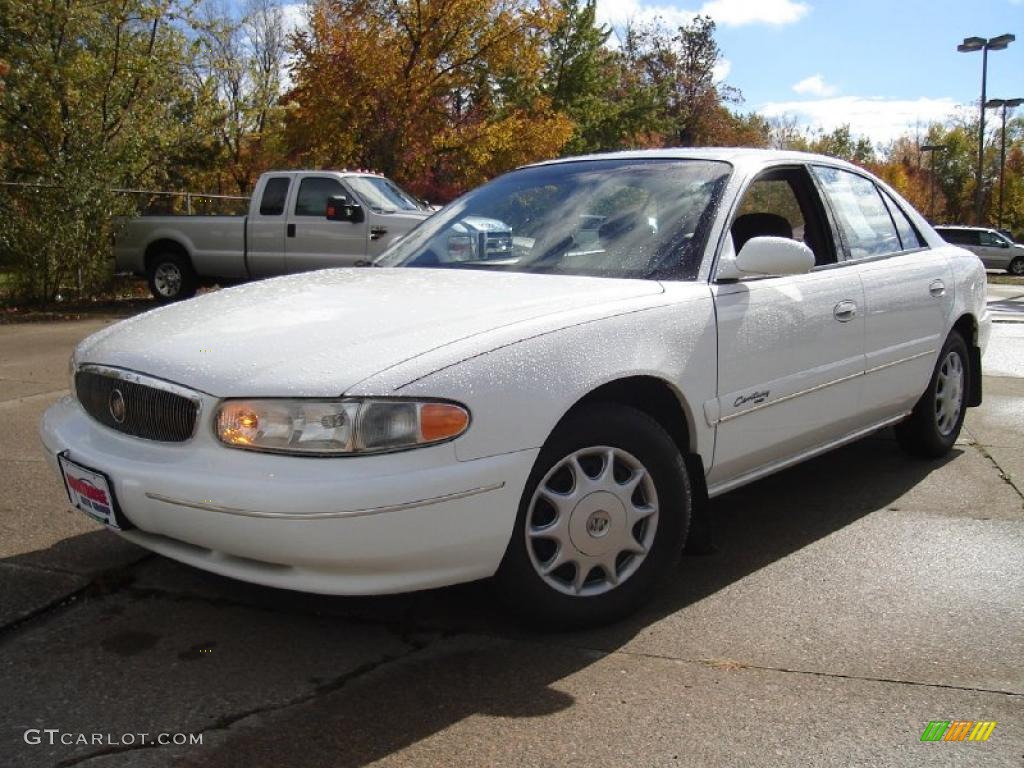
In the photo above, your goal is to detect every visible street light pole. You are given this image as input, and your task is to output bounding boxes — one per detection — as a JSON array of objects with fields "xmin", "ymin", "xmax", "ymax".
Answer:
[
  {"xmin": 958, "ymin": 34, "xmax": 1015, "ymax": 225},
  {"xmin": 985, "ymin": 97, "xmax": 1024, "ymax": 230},
  {"xmin": 920, "ymin": 144, "xmax": 947, "ymax": 222}
]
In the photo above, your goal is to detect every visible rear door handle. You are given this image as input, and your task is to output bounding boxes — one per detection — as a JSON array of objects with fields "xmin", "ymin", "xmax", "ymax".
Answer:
[
  {"xmin": 929, "ymin": 279, "xmax": 945, "ymax": 297},
  {"xmin": 833, "ymin": 299, "xmax": 857, "ymax": 322},
  {"xmin": 287, "ymin": 223, "xmax": 296, "ymax": 238}
]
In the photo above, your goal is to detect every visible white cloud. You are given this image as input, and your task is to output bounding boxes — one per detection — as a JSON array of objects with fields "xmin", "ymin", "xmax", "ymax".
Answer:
[
  {"xmin": 699, "ymin": 0, "xmax": 810, "ymax": 26},
  {"xmin": 713, "ymin": 58, "xmax": 732, "ymax": 83},
  {"xmin": 758, "ymin": 96, "xmax": 960, "ymax": 145},
  {"xmin": 792, "ymin": 74, "xmax": 837, "ymax": 97},
  {"xmin": 280, "ymin": 2, "xmax": 306, "ymax": 34},
  {"xmin": 597, "ymin": 0, "xmax": 810, "ymax": 29}
]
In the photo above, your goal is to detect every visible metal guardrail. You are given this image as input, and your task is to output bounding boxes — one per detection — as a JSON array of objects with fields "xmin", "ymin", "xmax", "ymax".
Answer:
[{"xmin": 0, "ymin": 181, "xmax": 250, "ymax": 215}]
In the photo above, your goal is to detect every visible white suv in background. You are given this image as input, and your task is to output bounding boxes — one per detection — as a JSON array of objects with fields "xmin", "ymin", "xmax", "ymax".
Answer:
[{"xmin": 935, "ymin": 225, "xmax": 1024, "ymax": 275}]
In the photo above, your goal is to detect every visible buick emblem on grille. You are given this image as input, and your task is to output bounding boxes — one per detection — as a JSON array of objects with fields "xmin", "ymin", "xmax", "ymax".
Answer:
[{"xmin": 108, "ymin": 388, "xmax": 127, "ymax": 424}]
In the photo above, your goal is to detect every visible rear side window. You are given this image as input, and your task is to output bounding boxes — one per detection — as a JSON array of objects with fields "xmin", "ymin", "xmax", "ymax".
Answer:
[
  {"xmin": 259, "ymin": 177, "xmax": 290, "ymax": 216},
  {"xmin": 880, "ymin": 191, "xmax": 923, "ymax": 251},
  {"xmin": 942, "ymin": 229, "xmax": 980, "ymax": 246},
  {"xmin": 295, "ymin": 177, "xmax": 347, "ymax": 217},
  {"xmin": 813, "ymin": 166, "xmax": 900, "ymax": 259}
]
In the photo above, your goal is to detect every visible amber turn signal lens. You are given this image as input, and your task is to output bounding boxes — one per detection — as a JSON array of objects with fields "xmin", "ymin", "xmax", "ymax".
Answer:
[{"xmin": 419, "ymin": 403, "xmax": 469, "ymax": 442}]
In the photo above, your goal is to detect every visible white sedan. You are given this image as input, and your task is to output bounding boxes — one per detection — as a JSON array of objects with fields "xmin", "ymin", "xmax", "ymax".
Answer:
[{"xmin": 41, "ymin": 149, "xmax": 990, "ymax": 627}]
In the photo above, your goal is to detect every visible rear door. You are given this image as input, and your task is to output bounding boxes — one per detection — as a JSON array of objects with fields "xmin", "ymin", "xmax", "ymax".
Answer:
[
  {"xmin": 709, "ymin": 165, "xmax": 867, "ymax": 490},
  {"xmin": 247, "ymin": 175, "xmax": 291, "ymax": 276},
  {"xmin": 285, "ymin": 175, "xmax": 369, "ymax": 272},
  {"xmin": 812, "ymin": 166, "xmax": 953, "ymax": 423}
]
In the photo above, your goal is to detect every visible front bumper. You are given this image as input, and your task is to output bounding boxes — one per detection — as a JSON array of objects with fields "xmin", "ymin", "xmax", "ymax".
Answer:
[{"xmin": 40, "ymin": 395, "xmax": 537, "ymax": 594}]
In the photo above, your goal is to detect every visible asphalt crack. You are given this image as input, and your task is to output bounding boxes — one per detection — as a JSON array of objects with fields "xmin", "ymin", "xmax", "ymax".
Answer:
[
  {"xmin": 54, "ymin": 641, "xmax": 436, "ymax": 768},
  {"xmin": 974, "ymin": 443, "xmax": 1024, "ymax": 503},
  {"xmin": 0, "ymin": 556, "xmax": 154, "ymax": 644},
  {"xmin": 576, "ymin": 645, "xmax": 1024, "ymax": 698}
]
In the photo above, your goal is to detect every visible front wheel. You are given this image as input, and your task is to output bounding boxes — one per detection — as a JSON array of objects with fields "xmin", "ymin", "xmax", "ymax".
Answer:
[
  {"xmin": 1008, "ymin": 256, "xmax": 1024, "ymax": 276},
  {"xmin": 895, "ymin": 331, "xmax": 969, "ymax": 458},
  {"xmin": 494, "ymin": 403, "xmax": 690, "ymax": 628},
  {"xmin": 147, "ymin": 252, "xmax": 197, "ymax": 302}
]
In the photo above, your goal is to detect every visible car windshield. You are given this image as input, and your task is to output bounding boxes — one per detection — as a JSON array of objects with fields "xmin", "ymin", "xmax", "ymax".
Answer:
[
  {"xmin": 348, "ymin": 176, "xmax": 424, "ymax": 212},
  {"xmin": 376, "ymin": 159, "xmax": 731, "ymax": 280}
]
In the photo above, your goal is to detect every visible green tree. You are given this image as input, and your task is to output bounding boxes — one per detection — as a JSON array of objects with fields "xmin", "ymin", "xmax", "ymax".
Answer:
[{"xmin": 0, "ymin": 0, "xmax": 213, "ymax": 302}]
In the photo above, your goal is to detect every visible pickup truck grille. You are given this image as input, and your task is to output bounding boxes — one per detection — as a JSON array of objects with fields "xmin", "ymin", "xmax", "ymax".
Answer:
[{"xmin": 75, "ymin": 370, "xmax": 199, "ymax": 442}]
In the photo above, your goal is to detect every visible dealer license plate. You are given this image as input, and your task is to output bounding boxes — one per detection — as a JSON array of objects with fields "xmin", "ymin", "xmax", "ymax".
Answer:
[{"xmin": 58, "ymin": 452, "xmax": 122, "ymax": 531}]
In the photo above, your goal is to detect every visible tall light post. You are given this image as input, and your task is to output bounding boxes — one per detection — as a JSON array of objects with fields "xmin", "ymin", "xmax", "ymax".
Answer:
[
  {"xmin": 920, "ymin": 144, "xmax": 947, "ymax": 222},
  {"xmin": 985, "ymin": 97, "xmax": 1024, "ymax": 230},
  {"xmin": 957, "ymin": 33, "xmax": 1015, "ymax": 225}
]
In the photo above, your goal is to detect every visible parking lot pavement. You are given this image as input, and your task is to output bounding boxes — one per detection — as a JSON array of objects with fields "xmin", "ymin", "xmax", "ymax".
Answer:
[
  {"xmin": 987, "ymin": 282, "xmax": 1024, "ymax": 323},
  {"xmin": 2, "ymin": 310, "xmax": 1022, "ymax": 768}
]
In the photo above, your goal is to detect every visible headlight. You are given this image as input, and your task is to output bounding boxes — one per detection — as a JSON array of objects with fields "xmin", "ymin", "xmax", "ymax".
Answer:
[{"xmin": 215, "ymin": 399, "xmax": 470, "ymax": 455}]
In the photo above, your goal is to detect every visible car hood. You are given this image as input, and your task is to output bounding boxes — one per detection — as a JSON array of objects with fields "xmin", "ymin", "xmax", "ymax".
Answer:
[{"xmin": 76, "ymin": 268, "xmax": 665, "ymax": 397}]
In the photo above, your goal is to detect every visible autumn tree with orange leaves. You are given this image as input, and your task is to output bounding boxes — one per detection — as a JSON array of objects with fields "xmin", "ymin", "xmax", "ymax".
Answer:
[{"xmin": 287, "ymin": 0, "xmax": 574, "ymax": 201}]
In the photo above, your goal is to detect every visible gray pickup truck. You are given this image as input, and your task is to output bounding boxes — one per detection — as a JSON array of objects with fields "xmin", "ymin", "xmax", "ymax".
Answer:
[{"xmin": 115, "ymin": 170, "xmax": 434, "ymax": 300}]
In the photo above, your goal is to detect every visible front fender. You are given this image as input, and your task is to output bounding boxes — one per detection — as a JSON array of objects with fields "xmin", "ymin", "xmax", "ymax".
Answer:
[{"xmin": 389, "ymin": 299, "xmax": 719, "ymax": 468}]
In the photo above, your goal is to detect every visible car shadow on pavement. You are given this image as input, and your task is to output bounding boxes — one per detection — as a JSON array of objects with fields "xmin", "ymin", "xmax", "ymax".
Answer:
[{"xmin": 5, "ymin": 433, "xmax": 959, "ymax": 767}]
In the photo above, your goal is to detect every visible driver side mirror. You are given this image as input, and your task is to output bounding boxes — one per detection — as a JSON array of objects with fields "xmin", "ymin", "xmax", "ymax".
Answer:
[
  {"xmin": 326, "ymin": 195, "xmax": 364, "ymax": 224},
  {"xmin": 735, "ymin": 236, "xmax": 815, "ymax": 276}
]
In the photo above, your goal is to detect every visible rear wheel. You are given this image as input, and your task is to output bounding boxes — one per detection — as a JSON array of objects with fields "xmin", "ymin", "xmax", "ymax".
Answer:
[
  {"xmin": 1008, "ymin": 256, "xmax": 1024, "ymax": 276},
  {"xmin": 494, "ymin": 403, "xmax": 690, "ymax": 628},
  {"xmin": 147, "ymin": 252, "xmax": 197, "ymax": 302},
  {"xmin": 895, "ymin": 331, "xmax": 969, "ymax": 458}
]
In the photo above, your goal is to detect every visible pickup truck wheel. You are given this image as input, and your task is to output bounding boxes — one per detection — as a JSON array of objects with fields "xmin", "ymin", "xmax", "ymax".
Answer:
[
  {"xmin": 1008, "ymin": 256, "xmax": 1024, "ymax": 276},
  {"xmin": 494, "ymin": 403, "xmax": 690, "ymax": 629},
  {"xmin": 895, "ymin": 331, "xmax": 969, "ymax": 458},
  {"xmin": 147, "ymin": 253, "xmax": 197, "ymax": 302}
]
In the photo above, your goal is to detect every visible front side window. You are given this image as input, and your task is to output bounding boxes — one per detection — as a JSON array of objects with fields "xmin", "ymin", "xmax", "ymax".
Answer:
[
  {"xmin": 377, "ymin": 159, "xmax": 731, "ymax": 280},
  {"xmin": 730, "ymin": 166, "xmax": 836, "ymax": 266},
  {"xmin": 813, "ymin": 166, "xmax": 900, "ymax": 259},
  {"xmin": 980, "ymin": 230, "xmax": 1008, "ymax": 247},
  {"xmin": 295, "ymin": 177, "xmax": 347, "ymax": 217}
]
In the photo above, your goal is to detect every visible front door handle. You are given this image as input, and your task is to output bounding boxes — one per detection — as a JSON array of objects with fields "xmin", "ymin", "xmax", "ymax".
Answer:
[
  {"xmin": 833, "ymin": 299, "xmax": 857, "ymax": 322},
  {"xmin": 929, "ymin": 279, "xmax": 946, "ymax": 297},
  {"xmin": 287, "ymin": 223, "xmax": 296, "ymax": 238},
  {"xmin": 370, "ymin": 226, "xmax": 388, "ymax": 241}
]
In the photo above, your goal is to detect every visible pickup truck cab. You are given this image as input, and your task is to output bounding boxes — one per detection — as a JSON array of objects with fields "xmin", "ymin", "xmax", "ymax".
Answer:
[{"xmin": 115, "ymin": 171, "xmax": 434, "ymax": 300}]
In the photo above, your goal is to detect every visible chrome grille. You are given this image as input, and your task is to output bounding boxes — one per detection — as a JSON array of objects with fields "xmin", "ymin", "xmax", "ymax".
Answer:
[{"xmin": 75, "ymin": 370, "xmax": 198, "ymax": 442}]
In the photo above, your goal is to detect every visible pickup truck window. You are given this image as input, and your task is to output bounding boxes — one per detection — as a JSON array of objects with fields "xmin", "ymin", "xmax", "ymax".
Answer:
[
  {"xmin": 813, "ymin": 166, "xmax": 900, "ymax": 259},
  {"xmin": 295, "ymin": 177, "xmax": 347, "ymax": 217},
  {"xmin": 259, "ymin": 177, "xmax": 291, "ymax": 216}
]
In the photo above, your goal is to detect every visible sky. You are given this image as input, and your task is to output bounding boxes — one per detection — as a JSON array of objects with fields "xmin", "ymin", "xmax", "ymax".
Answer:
[
  {"xmin": 276, "ymin": 0, "xmax": 1023, "ymax": 147},
  {"xmin": 594, "ymin": 0, "xmax": 1024, "ymax": 146}
]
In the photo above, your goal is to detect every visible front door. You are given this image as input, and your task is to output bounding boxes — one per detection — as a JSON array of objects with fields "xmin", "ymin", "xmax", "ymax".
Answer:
[
  {"xmin": 285, "ymin": 176, "xmax": 368, "ymax": 272},
  {"xmin": 708, "ymin": 165, "xmax": 866, "ymax": 492}
]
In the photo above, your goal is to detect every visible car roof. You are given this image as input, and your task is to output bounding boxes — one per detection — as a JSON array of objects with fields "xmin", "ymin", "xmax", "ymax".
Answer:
[
  {"xmin": 523, "ymin": 147, "xmax": 863, "ymax": 174},
  {"xmin": 934, "ymin": 225, "xmax": 994, "ymax": 232}
]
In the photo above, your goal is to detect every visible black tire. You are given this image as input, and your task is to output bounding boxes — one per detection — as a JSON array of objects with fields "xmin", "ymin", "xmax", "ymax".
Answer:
[
  {"xmin": 1008, "ymin": 256, "xmax": 1024, "ymax": 277},
  {"xmin": 147, "ymin": 251, "xmax": 197, "ymax": 302},
  {"xmin": 895, "ymin": 331, "xmax": 969, "ymax": 458},
  {"xmin": 494, "ymin": 403, "xmax": 690, "ymax": 629}
]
